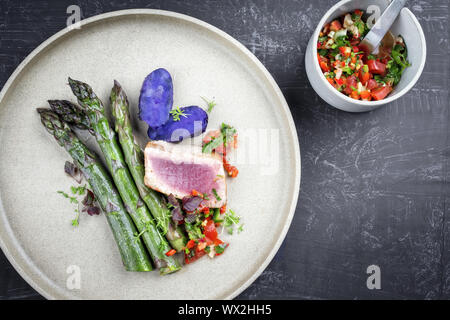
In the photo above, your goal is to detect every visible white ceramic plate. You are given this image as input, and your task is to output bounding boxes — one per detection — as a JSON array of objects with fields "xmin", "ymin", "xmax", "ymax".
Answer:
[{"xmin": 0, "ymin": 9, "xmax": 300, "ymax": 300}]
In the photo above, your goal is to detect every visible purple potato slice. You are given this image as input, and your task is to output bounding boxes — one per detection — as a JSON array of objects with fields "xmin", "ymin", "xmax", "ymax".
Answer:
[
  {"xmin": 139, "ymin": 68, "xmax": 173, "ymax": 129},
  {"xmin": 147, "ymin": 106, "xmax": 208, "ymax": 142}
]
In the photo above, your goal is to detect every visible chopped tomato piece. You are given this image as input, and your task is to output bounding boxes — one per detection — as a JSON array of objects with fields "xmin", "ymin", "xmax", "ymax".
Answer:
[
  {"xmin": 319, "ymin": 60, "xmax": 330, "ymax": 72},
  {"xmin": 367, "ymin": 79, "xmax": 378, "ymax": 90},
  {"xmin": 360, "ymin": 91, "xmax": 372, "ymax": 101},
  {"xmin": 204, "ymin": 220, "xmax": 218, "ymax": 241},
  {"xmin": 371, "ymin": 85, "xmax": 393, "ymax": 100},
  {"xmin": 344, "ymin": 75, "xmax": 357, "ymax": 95},
  {"xmin": 350, "ymin": 39, "xmax": 360, "ymax": 46},
  {"xmin": 197, "ymin": 242, "xmax": 207, "ymax": 251},
  {"xmin": 354, "ymin": 9, "xmax": 363, "ymax": 16},
  {"xmin": 352, "ymin": 46, "xmax": 359, "ymax": 53},
  {"xmin": 330, "ymin": 20, "xmax": 342, "ymax": 31},
  {"xmin": 350, "ymin": 91, "xmax": 360, "ymax": 100},
  {"xmin": 359, "ymin": 67, "xmax": 370, "ymax": 84},
  {"xmin": 220, "ymin": 205, "xmax": 227, "ymax": 214},
  {"xmin": 165, "ymin": 249, "xmax": 176, "ymax": 257},
  {"xmin": 184, "ymin": 245, "xmax": 206, "ymax": 264},
  {"xmin": 186, "ymin": 240, "xmax": 196, "ymax": 249},
  {"xmin": 202, "ymin": 130, "xmax": 237, "ymax": 155},
  {"xmin": 191, "ymin": 189, "xmax": 199, "ymax": 197},
  {"xmin": 326, "ymin": 77, "xmax": 335, "ymax": 87},
  {"xmin": 339, "ymin": 46, "xmax": 352, "ymax": 58},
  {"xmin": 223, "ymin": 161, "xmax": 239, "ymax": 178},
  {"xmin": 335, "ymin": 78, "xmax": 344, "ymax": 86},
  {"xmin": 367, "ymin": 60, "xmax": 386, "ymax": 75}
]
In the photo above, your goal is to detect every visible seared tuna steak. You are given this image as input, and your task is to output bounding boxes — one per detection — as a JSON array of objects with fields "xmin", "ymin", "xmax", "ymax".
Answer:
[{"xmin": 144, "ymin": 141, "xmax": 226, "ymax": 208}]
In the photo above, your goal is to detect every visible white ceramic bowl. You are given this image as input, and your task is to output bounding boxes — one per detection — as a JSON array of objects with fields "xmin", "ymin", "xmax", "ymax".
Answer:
[{"xmin": 305, "ymin": 0, "xmax": 426, "ymax": 112}]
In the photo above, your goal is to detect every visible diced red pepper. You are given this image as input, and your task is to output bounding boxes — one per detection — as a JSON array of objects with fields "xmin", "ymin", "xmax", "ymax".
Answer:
[
  {"xmin": 354, "ymin": 9, "xmax": 363, "ymax": 16},
  {"xmin": 220, "ymin": 205, "xmax": 227, "ymax": 214},
  {"xmin": 191, "ymin": 189, "xmax": 199, "ymax": 197},
  {"xmin": 165, "ymin": 249, "xmax": 176, "ymax": 257}
]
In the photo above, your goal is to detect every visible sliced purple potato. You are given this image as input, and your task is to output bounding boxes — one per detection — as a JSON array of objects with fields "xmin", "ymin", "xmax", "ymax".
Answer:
[
  {"xmin": 147, "ymin": 106, "xmax": 208, "ymax": 143},
  {"xmin": 139, "ymin": 68, "xmax": 173, "ymax": 129}
]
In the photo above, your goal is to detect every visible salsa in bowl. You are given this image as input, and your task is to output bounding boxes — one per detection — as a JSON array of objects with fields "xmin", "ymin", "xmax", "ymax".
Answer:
[
  {"xmin": 305, "ymin": 0, "xmax": 426, "ymax": 113},
  {"xmin": 317, "ymin": 9, "xmax": 410, "ymax": 101}
]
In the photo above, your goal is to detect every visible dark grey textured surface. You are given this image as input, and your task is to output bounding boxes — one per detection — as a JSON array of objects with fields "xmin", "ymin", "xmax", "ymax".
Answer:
[{"xmin": 0, "ymin": 0, "xmax": 449, "ymax": 300}]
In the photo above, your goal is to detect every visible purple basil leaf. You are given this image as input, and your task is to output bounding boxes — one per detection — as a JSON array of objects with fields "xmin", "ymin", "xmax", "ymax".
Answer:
[
  {"xmin": 171, "ymin": 207, "xmax": 184, "ymax": 223},
  {"xmin": 139, "ymin": 68, "xmax": 173, "ymax": 129},
  {"xmin": 167, "ymin": 194, "xmax": 179, "ymax": 208},
  {"xmin": 64, "ymin": 161, "xmax": 82, "ymax": 184},
  {"xmin": 167, "ymin": 194, "xmax": 184, "ymax": 224},
  {"xmin": 182, "ymin": 196, "xmax": 203, "ymax": 212},
  {"xmin": 147, "ymin": 106, "xmax": 208, "ymax": 143},
  {"xmin": 82, "ymin": 189, "xmax": 95, "ymax": 207},
  {"xmin": 86, "ymin": 206, "xmax": 100, "ymax": 216}
]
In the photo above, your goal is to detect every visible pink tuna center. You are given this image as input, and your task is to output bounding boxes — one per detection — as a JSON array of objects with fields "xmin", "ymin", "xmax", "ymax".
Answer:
[{"xmin": 150, "ymin": 155, "xmax": 218, "ymax": 195}]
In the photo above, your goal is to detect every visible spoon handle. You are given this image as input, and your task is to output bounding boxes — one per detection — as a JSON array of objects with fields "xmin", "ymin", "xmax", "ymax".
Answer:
[{"xmin": 360, "ymin": 0, "xmax": 407, "ymax": 53}]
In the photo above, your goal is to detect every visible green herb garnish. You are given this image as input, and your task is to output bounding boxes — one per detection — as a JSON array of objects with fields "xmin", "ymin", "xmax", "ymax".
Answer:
[
  {"xmin": 71, "ymin": 185, "xmax": 86, "ymax": 196},
  {"xmin": 212, "ymin": 189, "xmax": 221, "ymax": 201},
  {"xmin": 71, "ymin": 209, "xmax": 80, "ymax": 227},
  {"xmin": 318, "ymin": 49, "xmax": 328, "ymax": 56},
  {"xmin": 215, "ymin": 245, "xmax": 225, "ymax": 254},
  {"xmin": 202, "ymin": 135, "xmax": 223, "ymax": 153},
  {"xmin": 202, "ymin": 123, "xmax": 237, "ymax": 153},
  {"xmin": 169, "ymin": 107, "xmax": 189, "ymax": 121},
  {"xmin": 201, "ymin": 97, "xmax": 217, "ymax": 113},
  {"xmin": 224, "ymin": 209, "xmax": 242, "ymax": 235}
]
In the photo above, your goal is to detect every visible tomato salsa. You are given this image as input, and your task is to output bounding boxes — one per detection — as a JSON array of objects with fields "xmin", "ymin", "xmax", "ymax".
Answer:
[{"xmin": 317, "ymin": 9, "xmax": 410, "ymax": 101}]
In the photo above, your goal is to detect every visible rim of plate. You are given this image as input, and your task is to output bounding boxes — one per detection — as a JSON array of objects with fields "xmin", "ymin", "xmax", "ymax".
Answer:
[{"xmin": 0, "ymin": 9, "xmax": 301, "ymax": 300}]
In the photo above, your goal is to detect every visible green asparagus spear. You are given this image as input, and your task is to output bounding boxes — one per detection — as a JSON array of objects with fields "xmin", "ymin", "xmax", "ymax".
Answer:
[
  {"xmin": 110, "ymin": 80, "xmax": 187, "ymax": 251},
  {"xmin": 37, "ymin": 108, "xmax": 152, "ymax": 272},
  {"xmin": 49, "ymin": 98, "xmax": 187, "ymax": 251},
  {"xmin": 67, "ymin": 78, "xmax": 181, "ymax": 274}
]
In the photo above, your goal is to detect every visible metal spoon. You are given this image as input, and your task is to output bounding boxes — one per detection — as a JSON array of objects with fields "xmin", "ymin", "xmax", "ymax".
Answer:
[{"xmin": 359, "ymin": 0, "xmax": 407, "ymax": 54}]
